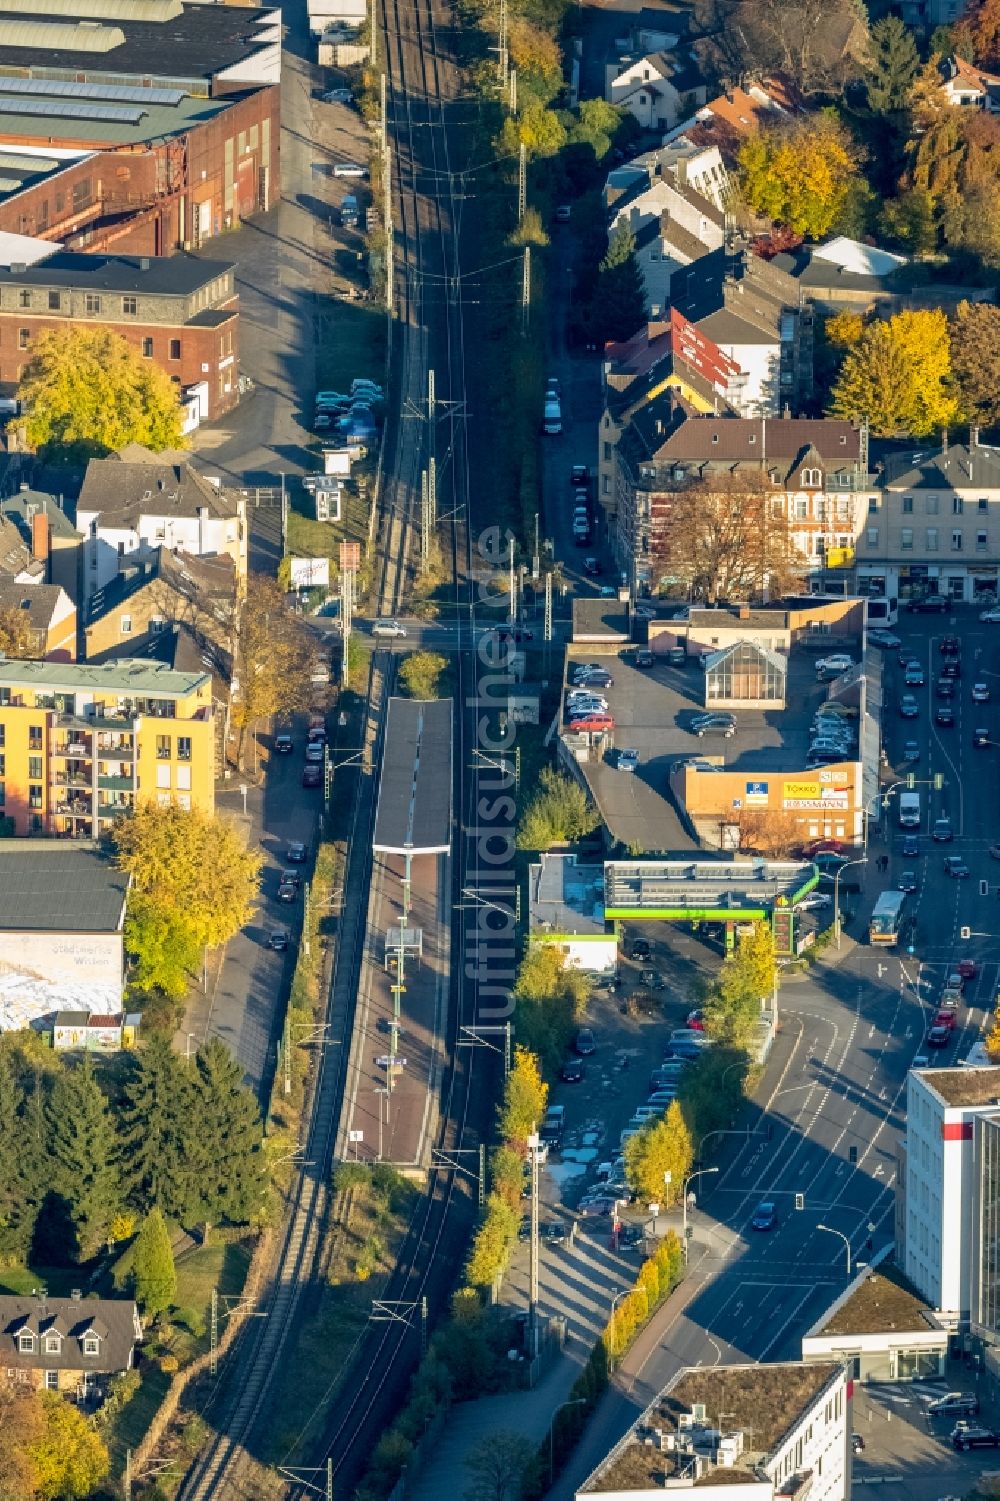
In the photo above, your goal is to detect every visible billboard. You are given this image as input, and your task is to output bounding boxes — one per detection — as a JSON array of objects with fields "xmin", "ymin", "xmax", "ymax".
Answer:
[
  {"xmin": 745, "ymin": 780, "xmax": 769, "ymax": 805},
  {"xmin": 290, "ymin": 556, "xmax": 330, "ymax": 589}
]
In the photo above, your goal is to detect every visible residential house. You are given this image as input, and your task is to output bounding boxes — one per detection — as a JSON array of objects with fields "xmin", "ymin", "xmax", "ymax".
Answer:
[
  {"xmin": 606, "ymin": 161, "xmax": 725, "ymax": 314},
  {"xmin": 0, "ymin": 656, "xmax": 215, "ymax": 837},
  {"xmin": 76, "ymin": 451, "xmax": 246, "ymax": 608},
  {"xmin": 771, "ymin": 236, "xmax": 910, "ymax": 315},
  {"xmin": 606, "ymin": 49, "xmax": 707, "ymax": 132},
  {"xmin": 83, "ymin": 546, "xmax": 236, "ymax": 663},
  {"xmin": 858, "ymin": 435, "xmax": 1000, "ymax": 606},
  {"xmin": 0, "ymin": 580, "xmax": 76, "ymax": 659},
  {"xmin": 1, "ymin": 486, "xmax": 81, "ymax": 600},
  {"xmin": 670, "ymin": 245, "xmax": 814, "ymax": 416},
  {"xmin": 577, "ymin": 1359, "xmax": 851, "ymax": 1501},
  {"xmin": 597, "ymin": 310, "xmax": 742, "ymax": 515},
  {"xmin": 612, "ymin": 411, "xmax": 875, "ymax": 593},
  {"xmin": 0, "ymin": 1291, "xmax": 140, "ymax": 1401},
  {"xmin": 938, "ymin": 53, "xmax": 1000, "ymax": 108}
]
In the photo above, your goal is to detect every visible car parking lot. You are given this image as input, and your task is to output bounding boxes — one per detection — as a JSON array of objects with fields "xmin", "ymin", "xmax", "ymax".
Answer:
[
  {"xmin": 852, "ymin": 1376, "xmax": 1000, "ymax": 1501},
  {"xmin": 563, "ymin": 647, "xmax": 858, "ymax": 850}
]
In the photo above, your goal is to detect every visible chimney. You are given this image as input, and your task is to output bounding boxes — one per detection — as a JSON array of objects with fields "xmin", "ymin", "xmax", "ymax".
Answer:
[
  {"xmin": 739, "ymin": 604, "xmax": 750, "ymax": 620},
  {"xmin": 139, "ymin": 257, "xmax": 151, "ymax": 271},
  {"xmin": 19, "ymin": 481, "xmax": 28, "ymax": 493},
  {"xmin": 971, "ymin": 425, "xmax": 980, "ymax": 449},
  {"xmin": 942, "ymin": 427, "xmax": 949, "ymax": 453},
  {"xmin": 31, "ymin": 511, "xmax": 50, "ymax": 566}
]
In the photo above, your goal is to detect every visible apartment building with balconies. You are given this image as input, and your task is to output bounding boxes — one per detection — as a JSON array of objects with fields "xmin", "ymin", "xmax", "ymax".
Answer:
[{"xmin": 0, "ymin": 658, "xmax": 214, "ymax": 837}]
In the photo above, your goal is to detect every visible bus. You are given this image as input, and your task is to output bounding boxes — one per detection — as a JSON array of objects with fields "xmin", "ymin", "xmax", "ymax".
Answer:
[
  {"xmin": 869, "ymin": 890, "xmax": 907, "ymax": 945},
  {"xmin": 867, "ymin": 595, "xmax": 899, "ymax": 628}
]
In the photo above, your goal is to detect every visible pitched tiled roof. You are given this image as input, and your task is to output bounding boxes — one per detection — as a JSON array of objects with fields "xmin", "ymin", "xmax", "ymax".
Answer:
[
  {"xmin": 78, "ymin": 458, "xmax": 242, "ymax": 525},
  {"xmin": 0, "ymin": 1293, "xmax": 139, "ymax": 1375}
]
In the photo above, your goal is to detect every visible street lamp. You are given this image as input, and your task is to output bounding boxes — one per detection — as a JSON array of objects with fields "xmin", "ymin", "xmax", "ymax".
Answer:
[
  {"xmin": 834, "ymin": 857, "xmax": 868, "ymax": 949},
  {"xmin": 549, "ymin": 1398, "xmax": 588, "ymax": 1482},
  {"xmin": 817, "ymin": 1222, "xmax": 852, "ymax": 1275},
  {"xmin": 608, "ymin": 1287, "xmax": 630, "ymax": 1371},
  {"xmin": 184, "ymin": 1031, "xmax": 197, "ymax": 1062},
  {"xmin": 682, "ymin": 1167, "xmax": 719, "ymax": 1260}
]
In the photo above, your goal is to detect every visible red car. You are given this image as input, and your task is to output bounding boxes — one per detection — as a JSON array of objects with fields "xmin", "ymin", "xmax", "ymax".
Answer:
[
  {"xmin": 958, "ymin": 959, "xmax": 978, "ymax": 980},
  {"xmin": 568, "ymin": 713, "xmax": 615, "ymax": 732},
  {"xmin": 933, "ymin": 1009, "xmax": 957, "ymax": 1030},
  {"xmin": 798, "ymin": 838, "xmax": 843, "ymax": 859},
  {"xmin": 686, "ymin": 1009, "xmax": 706, "ymax": 1031}
]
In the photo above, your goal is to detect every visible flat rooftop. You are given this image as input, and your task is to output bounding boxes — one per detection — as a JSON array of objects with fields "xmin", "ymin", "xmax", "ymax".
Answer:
[
  {"xmin": 0, "ymin": 249, "xmax": 233, "ymax": 296},
  {"xmin": 915, "ymin": 1067, "xmax": 1000, "ymax": 1109},
  {"xmin": 372, "ymin": 697, "xmax": 452, "ymax": 856},
  {"xmin": 604, "ymin": 858, "xmax": 815, "ymax": 917},
  {"xmin": 0, "ymin": 4, "xmax": 279, "ymax": 90},
  {"xmin": 817, "ymin": 1260, "xmax": 939, "ymax": 1338},
  {"xmin": 0, "ymin": 841, "xmax": 128, "ymax": 932},
  {"xmin": 0, "ymin": 657, "xmax": 209, "ymax": 696},
  {"xmin": 528, "ymin": 853, "xmax": 607, "ymax": 937},
  {"xmin": 580, "ymin": 1361, "xmax": 844, "ymax": 1495},
  {"xmin": 572, "ymin": 598, "xmax": 630, "ymax": 642}
]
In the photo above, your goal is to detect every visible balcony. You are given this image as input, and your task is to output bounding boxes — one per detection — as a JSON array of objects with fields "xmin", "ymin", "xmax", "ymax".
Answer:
[
  {"xmin": 96, "ymin": 736, "xmax": 134, "ymax": 757},
  {"xmin": 98, "ymin": 776, "xmax": 135, "ymax": 792},
  {"xmin": 52, "ymin": 739, "xmax": 92, "ymax": 758},
  {"xmin": 52, "ymin": 772, "xmax": 92, "ymax": 789}
]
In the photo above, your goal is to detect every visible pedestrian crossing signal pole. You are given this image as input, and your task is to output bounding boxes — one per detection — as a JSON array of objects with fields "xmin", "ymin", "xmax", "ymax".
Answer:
[
  {"xmin": 521, "ymin": 246, "xmax": 531, "ymax": 334},
  {"xmin": 544, "ymin": 568, "xmax": 553, "ymax": 642},
  {"xmin": 509, "ymin": 66, "xmax": 517, "ymax": 114},
  {"xmin": 518, "ymin": 143, "xmax": 526, "ymax": 223},
  {"xmin": 420, "ymin": 470, "xmax": 429, "ymax": 569}
]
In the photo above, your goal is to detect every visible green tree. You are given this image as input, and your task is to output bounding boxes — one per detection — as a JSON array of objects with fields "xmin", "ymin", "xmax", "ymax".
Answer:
[
  {"xmin": 46, "ymin": 1061, "xmax": 120, "ymax": 1262},
  {"xmin": 567, "ymin": 98, "xmax": 623, "ymax": 164},
  {"xmin": 595, "ymin": 222, "xmax": 647, "ymax": 343},
  {"xmin": 830, "ymin": 308, "xmax": 960, "ymax": 437},
  {"xmin": 124, "ymin": 896, "xmax": 202, "ymax": 1001},
  {"xmin": 0, "ymin": 1378, "xmax": 43, "ymax": 1501},
  {"xmin": 624, "ymin": 1102, "xmax": 693, "ymax": 1204},
  {"xmin": 705, "ymin": 924, "xmax": 776, "ymax": 1049},
  {"xmin": 230, "ymin": 573, "xmax": 319, "ymax": 771},
  {"xmin": 114, "ymin": 804, "xmax": 262, "ymax": 995},
  {"xmin": 879, "ymin": 186, "xmax": 937, "ymax": 254},
  {"xmin": 131, "ymin": 1206, "xmax": 177, "ymax": 1319},
  {"xmin": 465, "ymin": 1431, "xmax": 535, "ymax": 1501},
  {"xmin": 498, "ymin": 1045, "xmax": 547, "ymax": 1149},
  {"xmin": 738, "ymin": 115, "xmax": 863, "ymax": 239},
  {"xmin": 951, "ymin": 299, "xmax": 1000, "ymax": 426},
  {"xmin": 398, "ymin": 650, "xmax": 449, "ymax": 699},
  {"xmin": 512, "ymin": 946, "xmax": 589, "ymax": 1071},
  {"xmin": 516, "ymin": 765, "xmax": 600, "ymax": 849},
  {"xmin": 17, "ymin": 326, "xmax": 185, "ymax": 460},
  {"xmin": 0, "ymin": 1054, "xmax": 26, "ymax": 1259},
  {"xmin": 28, "ymin": 1391, "xmax": 109, "ymax": 1500},
  {"xmin": 0, "ymin": 606, "xmax": 37, "ymax": 660},
  {"xmin": 866, "ymin": 16, "xmax": 919, "ymax": 114},
  {"xmin": 176, "ymin": 1039, "xmax": 266, "ymax": 1235},
  {"xmin": 499, "ymin": 102, "xmax": 567, "ymax": 160},
  {"xmin": 119, "ymin": 1036, "xmax": 189, "ymax": 1213}
]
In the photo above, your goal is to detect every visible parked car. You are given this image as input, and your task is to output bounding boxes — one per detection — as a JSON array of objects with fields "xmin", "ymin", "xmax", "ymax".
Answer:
[
  {"xmin": 929, "ymin": 1392, "xmax": 979, "ymax": 1416},
  {"xmin": 322, "ymin": 87, "xmax": 354, "ymax": 103},
  {"xmin": 332, "ymin": 160, "xmax": 366, "ymax": 177},
  {"xmin": 899, "ymin": 695, "xmax": 919, "ymax": 718},
  {"xmin": 274, "ymin": 729, "xmax": 293, "ymax": 754},
  {"xmin": 286, "ymin": 840, "xmax": 308, "ymax": 864},
  {"xmin": 751, "ymin": 1201, "xmax": 778, "ymax": 1231},
  {"xmin": 868, "ymin": 630, "xmax": 900, "ymax": 648},
  {"xmin": 815, "ymin": 654, "xmax": 855, "ymax": 677},
  {"xmin": 695, "ymin": 716, "xmax": 737, "ymax": 738},
  {"xmin": 302, "ymin": 764, "xmax": 322, "ymax": 788},
  {"xmin": 583, "ymin": 556, "xmax": 601, "ymax": 576},
  {"xmin": 851, "ymin": 1433, "xmax": 865, "ymax": 1455},
  {"xmin": 617, "ymin": 748, "xmax": 640, "ymax": 772},
  {"xmin": 634, "ymin": 649, "xmax": 654, "ymax": 667},
  {"xmin": 561, "ymin": 1058, "xmax": 584, "ymax": 1083},
  {"xmin": 981, "ymin": 607, "xmax": 1000, "ymax": 623},
  {"xmin": 267, "ymin": 927, "xmax": 290, "ymax": 952},
  {"xmin": 305, "ymin": 742, "xmax": 324, "ymax": 764},
  {"xmin": 910, "ymin": 594, "xmax": 948, "ymax": 612},
  {"xmin": 952, "ymin": 1426, "xmax": 1000, "ymax": 1451},
  {"xmin": 568, "ymin": 713, "xmax": 615, "ymax": 732},
  {"xmin": 278, "ymin": 870, "xmax": 300, "ymax": 901},
  {"xmin": 797, "ymin": 892, "xmax": 833, "ymax": 910},
  {"xmin": 574, "ymin": 1027, "xmax": 596, "ymax": 1056},
  {"xmin": 372, "ymin": 618, "xmax": 407, "ymax": 638},
  {"xmin": 630, "ymin": 937, "xmax": 652, "ymax": 960}
]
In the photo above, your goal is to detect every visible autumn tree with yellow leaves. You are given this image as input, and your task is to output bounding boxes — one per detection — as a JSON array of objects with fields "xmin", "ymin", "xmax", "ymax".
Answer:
[
  {"xmin": 738, "ymin": 115, "xmax": 863, "ymax": 239},
  {"xmin": 829, "ymin": 308, "xmax": 960, "ymax": 438}
]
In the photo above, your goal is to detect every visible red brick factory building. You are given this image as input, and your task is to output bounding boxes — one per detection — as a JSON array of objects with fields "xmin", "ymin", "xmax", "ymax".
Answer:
[{"xmin": 0, "ymin": 0, "xmax": 280, "ymax": 256}]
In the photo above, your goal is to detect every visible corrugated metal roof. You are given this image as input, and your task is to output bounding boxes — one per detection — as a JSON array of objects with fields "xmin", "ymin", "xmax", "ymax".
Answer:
[
  {"xmin": 0, "ymin": 74, "xmax": 183, "ymax": 104},
  {"xmin": 0, "ymin": 150, "xmax": 62, "ymax": 172},
  {"xmin": 8, "ymin": 0, "xmax": 180, "ymax": 18},
  {"xmin": 0, "ymin": 95, "xmax": 143, "ymax": 121},
  {"xmin": 0, "ymin": 18, "xmax": 125, "ymax": 49}
]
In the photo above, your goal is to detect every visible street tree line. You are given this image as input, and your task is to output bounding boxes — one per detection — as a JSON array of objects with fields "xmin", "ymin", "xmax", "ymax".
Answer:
[{"xmin": 0, "ymin": 1033, "xmax": 266, "ymax": 1267}]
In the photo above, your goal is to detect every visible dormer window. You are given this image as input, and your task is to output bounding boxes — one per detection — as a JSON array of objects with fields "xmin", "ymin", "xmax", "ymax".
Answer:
[
  {"xmin": 44, "ymin": 1334, "xmax": 61, "ymax": 1353},
  {"xmin": 802, "ymin": 468, "xmax": 822, "ymax": 488},
  {"xmin": 17, "ymin": 1333, "xmax": 34, "ymax": 1353},
  {"xmin": 82, "ymin": 1336, "xmax": 100, "ymax": 1356}
]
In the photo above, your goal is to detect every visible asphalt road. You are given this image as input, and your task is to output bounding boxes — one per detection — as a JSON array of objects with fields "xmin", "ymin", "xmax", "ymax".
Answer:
[{"xmin": 538, "ymin": 609, "xmax": 1000, "ymax": 1496}]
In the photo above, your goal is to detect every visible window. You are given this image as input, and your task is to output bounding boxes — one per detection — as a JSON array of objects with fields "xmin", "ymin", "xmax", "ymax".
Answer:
[
  {"xmin": 952, "ymin": 529, "xmax": 963, "ymax": 550},
  {"xmin": 176, "ymin": 792, "xmax": 191, "ymax": 811},
  {"xmin": 121, "ymin": 295, "xmax": 137, "ymax": 316},
  {"xmin": 44, "ymin": 1371, "xmax": 58, "ymax": 1391},
  {"xmin": 980, "ymin": 497, "xmax": 989, "ymax": 511},
  {"xmin": 926, "ymin": 494, "xmax": 939, "ymax": 514},
  {"xmin": 28, "ymin": 785, "xmax": 42, "ymax": 810},
  {"xmin": 27, "ymin": 756, "xmax": 41, "ymax": 780},
  {"xmin": 141, "ymin": 337, "xmax": 153, "ymax": 358},
  {"xmin": 82, "ymin": 1336, "xmax": 99, "ymax": 1356},
  {"xmin": 44, "ymin": 1335, "xmax": 60, "ymax": 1353},
  {"xmin": 795, "ymin": 498, "xmax": 808, "ymax": 519},
  {"xmin": 28, "ymin": 725, "xmax": 42, "ymax": 749},
  {"xmin": 85, "ymin": 293, "xmax": 101, "ymax": 315},
  {"xmin": 902, "ymin": 495, "xmax": 913, "ymax": 513},
  {"xmin": 17, "ymin": 329, "xmax": 28, "ymax": 350},
  {"xmin": 176, "ymin": 764, "xmax": 191, "ymax": 791},
  {"xmin": 978, "ymin": 530, "xmax": 988, "ymax": 550},
  {"xmin": 866, "ymin": 526, "xmax": 879, "ymax": 547},
  {"xmin": 48, "ymin": 290, "xmax": 60, "ymax": 311},
  {"xmin": 927, "ymin": 527, "xmax": 938, "ymax": 551},
  {"xmin": 953, "ymin": 496, "xmax": 964, "ymax": 514},
  {"xmin": 801, "ymin": 467, "xmax": 821, "ymax": 487},
  {"xmin": 156, "ymin": 734, "xmax": 171, "ymax": 760},
  {"xmin": 868, "ymin": 497, "xmax": 879, "ymax": 514},
  {"xmin": 17, "ymin": 289, "xmax": 30, "ymax": 309},
  {"xmin": 150, "ymin": 616, "xmax": 166, "ymax": 634},
  {"xmin": 0, "ymin": 784, "xmax": 5, "ymax": 808},
  {"xmin": 901, "ymin": 527, "xmax": 913, "ymax": 550},
  {"xmin": 120, "ymin": 615, "xmax": 132, "ymax": 635},
  {"xmin": 17, "ymin": 1334, "xmax": 33, "ymax": 1353},
  {"xmin": 603, "ymin": 442, "xmax": 611, "ymax": 462},
  {"xmin": 177, "ymin": 735, "xmax": 192, "ymax": 762},
  {"xmin": 169, "ymin": 337, "xmax": 181, "ymax": 361}
]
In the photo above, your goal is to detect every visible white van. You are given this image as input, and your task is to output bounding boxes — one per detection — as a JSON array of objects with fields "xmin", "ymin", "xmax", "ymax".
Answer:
[
  {"xmin": 543, "ymin": 396, "xmax": 562, "ymax": 435},
  {"xmin": 372, "ymin": 619, "xmax": 407, "ymax": 638},
  {"xmin": 899, "ymin": 791, "xmax": 920, "ymax": 828}
]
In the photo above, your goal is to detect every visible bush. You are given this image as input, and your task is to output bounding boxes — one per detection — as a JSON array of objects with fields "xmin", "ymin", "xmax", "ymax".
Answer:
[{"xmin": 517, "ymin": 766, "xmax": 600, "ymax": 850}]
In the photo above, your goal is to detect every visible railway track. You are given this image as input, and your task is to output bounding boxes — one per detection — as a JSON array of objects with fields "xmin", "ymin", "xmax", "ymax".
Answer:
[{"xmin": 172, "ymin": 0, "xmax": 480, "ymax": 1492}]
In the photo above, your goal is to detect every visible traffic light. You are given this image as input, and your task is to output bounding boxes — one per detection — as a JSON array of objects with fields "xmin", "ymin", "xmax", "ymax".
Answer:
[
  {"xmin": 906, "ymin": 772, "xmax": 916, "ymax": 789},
  {"xmin": 795, "ymin": 1193, "xmax": 805, "ymax": 1211},
  {"xmin": 982, "ymin": 880, "xmax": 990, "ymax": 897},
  {"xmin": 961, "ymin": 926, "xmax": 972, "ymax": 940},
  {"xmin": 934, "ymin": 772, "xmax": 944, "ymax": 791}
]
